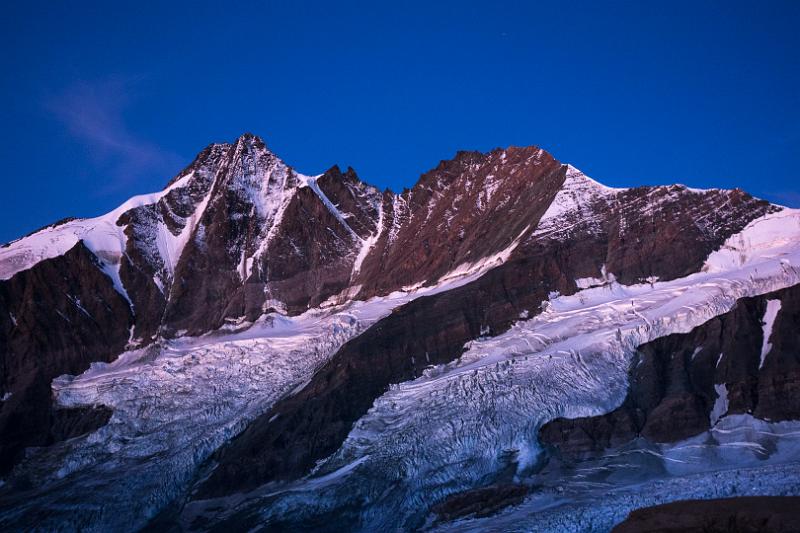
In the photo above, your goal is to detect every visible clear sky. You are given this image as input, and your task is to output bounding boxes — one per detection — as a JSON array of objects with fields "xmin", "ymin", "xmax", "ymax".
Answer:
[{"xmin": 1, "ymin": 1, "xmax": 798, "ymax": 243}]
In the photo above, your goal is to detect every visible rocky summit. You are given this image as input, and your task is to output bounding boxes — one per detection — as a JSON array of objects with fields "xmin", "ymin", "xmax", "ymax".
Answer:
[{"xmin": 1, "ymin": 133, "xmax": 799, "ymax": 531}]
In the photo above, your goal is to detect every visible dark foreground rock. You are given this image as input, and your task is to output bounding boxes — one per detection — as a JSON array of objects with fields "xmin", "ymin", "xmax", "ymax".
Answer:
[
  {"xmin": 611, "ymin": 496, "xmax": 800, "ymax": 533},
  {"xmin": 430, "ymin": 483, "xmax": 530, "ymax": 523},
  {"xmin": 49, "ymin": 405, "xmax": 113, "ymax": 443}
]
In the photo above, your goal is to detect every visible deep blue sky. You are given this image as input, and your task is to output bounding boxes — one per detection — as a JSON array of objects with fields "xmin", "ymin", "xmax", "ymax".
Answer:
[{"xmin": 1, "ymin": 1, "xmax": 798, "ymax": 243}]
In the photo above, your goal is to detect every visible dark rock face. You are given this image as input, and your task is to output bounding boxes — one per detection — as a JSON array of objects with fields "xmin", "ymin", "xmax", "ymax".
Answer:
[
  {"xmin": 540, "ymin": 283, "xmax": 800, "ymax": 460},
  {"xmin": 521, "ymin": 174, "xmax": 776, "ymax": 288},
  {"xmin": 117, "ymin": 141, "xmax": 227, "ymax": 341},
  {"xmin": 611, "ymin": 496, "xmax": 800, "ymax": 533},
  {"xmin": 315, "ymin": 165, "xmax": 382, "ymax": 240},
  {"xmin": 154, "ymin": 138, "xmax": 385, "ymax": 329},
  {"xmin": 430, "ymin": 484, "xmax": 530, "ymax": 523},
  {"xmin": 0, "ymin": 242, "xmax": 132, "ymax": 473},
  {"xmin": 48, "ymin": 405, "xmax": 113, "ymax": 443},
  {"xmin": 252, "ymin": 179, "xmax": 363, "ymax": 314},
  {"xmin": 604, "ymin": 186, "xmax": 772, "ymax": 284},
  {"xmin": 161, "ymin": 136, "xmax": 293, "ymax": 334}
]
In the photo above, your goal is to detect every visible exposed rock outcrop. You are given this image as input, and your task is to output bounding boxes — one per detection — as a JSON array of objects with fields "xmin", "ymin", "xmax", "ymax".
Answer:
[{"xmin": 430, "ymin": 484, "xmax": 530, "ymax": 523}]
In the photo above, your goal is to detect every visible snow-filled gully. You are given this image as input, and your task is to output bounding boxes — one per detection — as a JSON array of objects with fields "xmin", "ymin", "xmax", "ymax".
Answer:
[{"xmin": 2, "ymin": 209, "xmax": 800, "ymax": 532}]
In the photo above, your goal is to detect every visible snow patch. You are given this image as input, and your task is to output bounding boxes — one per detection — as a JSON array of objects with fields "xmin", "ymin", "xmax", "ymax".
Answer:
[
  {"xmin": 299, "ymin": 174, "xmax": 359, "ymax": 241},
  {"xmin": 437, "ymin": 224, "xmax": 531, "ymax": 284},
  {"xmin": 97, "ymin": 255, "xmax": 133, "ymax": 311},
  {"xmin": 760, "ymin": 299, "xmax": 782, "ymax": 369},
  {"xmin": 0, "ymin": 171, "xmax": 204, "ymax": 282},
  {"xmin": 351, "ymin": 196, "xmax": 384, "ymax": 278},
  {"xmin": 710, "ymin": 382, "xmax": 729, "ymax": 426},
  {"xmin": 575, "ymin": 264, "xmax": 617, "ymax": 289},
  {"xmin": 705, "ymin": 209, "xmax": 800, "ymax": 272}
]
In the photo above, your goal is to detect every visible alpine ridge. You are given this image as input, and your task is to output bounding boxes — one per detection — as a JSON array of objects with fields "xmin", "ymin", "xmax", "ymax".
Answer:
[{"xmin": 1, "ymin": 133, "xmax": 798, "ymax": 532}]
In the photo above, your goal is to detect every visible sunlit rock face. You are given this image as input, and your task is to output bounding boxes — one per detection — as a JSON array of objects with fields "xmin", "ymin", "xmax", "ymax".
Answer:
[{"xmin": 1, "ymin": 133, "xmax": 798, "ymax": 532}]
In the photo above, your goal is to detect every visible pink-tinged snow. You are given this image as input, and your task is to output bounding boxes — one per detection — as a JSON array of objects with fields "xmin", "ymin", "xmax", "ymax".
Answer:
[
  {"xmin": 237, "ymin": 161, "xmax": 295, "ymax": 280},
  {"xmin": 575, "ymin": 264, "xmax": 618, "ymax": 289},
  {"xmin": 298, "ymin": 173, "xmax": 360, "ymax": 241},
  {"xmin": 704, "ymin": 208, "xmax": 800, "ymax": 272},
  {"xmin": 351, "ymin": 195, "xmax": 384, "ymax": 278},
  {"xmin": 157, "ymin": 177, "xmax": 215, "ymax": 285},
  {"xmin": 202, "ymin": 208, "xmax": 800, "ymax": 531},
  {"xmin": 0, "ymin": 171, "xmax": 205, "ymax": 303},
  {"xmin": 0, "ymin": 171, "xmax": 198, "ymax": 280}
]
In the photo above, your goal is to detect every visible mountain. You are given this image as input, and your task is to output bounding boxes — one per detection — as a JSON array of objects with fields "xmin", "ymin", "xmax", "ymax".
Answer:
[{"xmin": 0, "ymin": 133, "xmax": 798, "ymax": 531}]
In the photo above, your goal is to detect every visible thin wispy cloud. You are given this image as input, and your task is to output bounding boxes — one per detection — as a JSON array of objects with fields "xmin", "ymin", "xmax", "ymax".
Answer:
[{"xmin": 44, "ymin": 77, "xmax": 184, "ymax": 195}]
